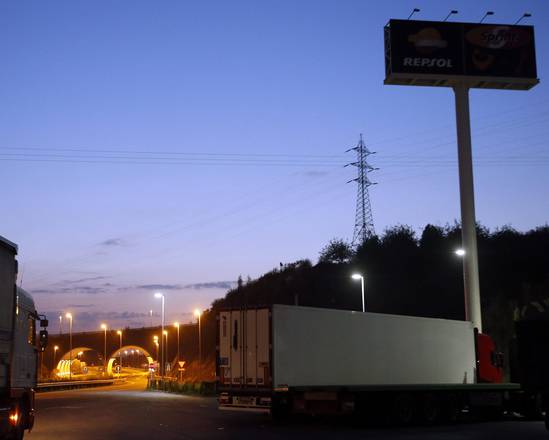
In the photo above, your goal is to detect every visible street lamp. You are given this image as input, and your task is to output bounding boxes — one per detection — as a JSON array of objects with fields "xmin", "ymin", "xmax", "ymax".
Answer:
[
  {"xmin": 149, "ymin": 309, "xmax": 153, "ymax": 327},
  {"xmin": 53, "ymin": 345, "xmax": 59, "ymax": 372},
  {"xmin": 455, "ymin": 248, "xmax": 466, "ymax": 257},
  {"xmin": 163, "ymin": 330, "xmax": 169, "ymax": 372},
  {"xmin": 351, "ymin": 274, "xmax": 366, "ymax": 313},
  {"xmin": 65, "ymin": 313, "xmax": 73, "ymax": 380},
  {"xmin": 154, "ymin": 292, "xmax": 165, "ymax": 376},
  {"xmin": 117, "ymin": 330, "xmax": 122, "ymax": 371},
  {"xmin": 480, "ymin": 11, "xmax": 494, "ymax": 24},
  {"xmin": 194, "ymin": 309, "xmax": 202, "ymax": 363},
  {"xmin": 174, "ymin": 322, "xmax": 180, "ymax": 363},
  {"xmin": 59, "ymin": 315, "xmax": 63, "ymax": 335},
  {"xmin": 100, "ymin": 323, "xmax": 107, "ymax": 374}
]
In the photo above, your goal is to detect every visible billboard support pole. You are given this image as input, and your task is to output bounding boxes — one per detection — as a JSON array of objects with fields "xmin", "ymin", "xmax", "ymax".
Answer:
[{"xmin": 453, "ymin": 83, "xmax": 482, "ymax": 333}]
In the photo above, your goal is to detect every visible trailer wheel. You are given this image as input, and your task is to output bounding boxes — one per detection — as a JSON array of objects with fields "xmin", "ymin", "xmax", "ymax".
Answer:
[
  {"xmin": 420, "ymin": 393, "xmax": 439, "ymax": 424},
  {"xmin": 441, "ymin": 393, "xmax": 459, "ymax": 423},
  {"xmin": 271, "ymin": 395, "xmax": 290, "ymax": 423},
  {"xmin": 391, "ymin": 393, "xmax": 414, "ymax": 426}
]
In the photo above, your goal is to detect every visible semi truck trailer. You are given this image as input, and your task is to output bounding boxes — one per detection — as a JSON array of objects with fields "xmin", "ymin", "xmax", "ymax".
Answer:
[
  {"xmin": 1, "ymin": 236, "xmax": 47, "ymax": 439},
  {"xmin": 217, "ymin": 305, "xmax": 544, "ymax": 425}
]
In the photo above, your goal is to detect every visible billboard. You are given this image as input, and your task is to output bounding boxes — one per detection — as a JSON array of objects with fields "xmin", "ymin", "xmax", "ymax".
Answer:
[{"xmin": 384, "ymin": 19, "xmax": 538, "ymax": 90}]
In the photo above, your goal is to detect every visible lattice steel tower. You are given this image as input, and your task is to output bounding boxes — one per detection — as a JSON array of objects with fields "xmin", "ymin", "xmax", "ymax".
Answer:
[{"xmin": 346, "ymin": 134, "xmax": 377, "ymax": 246}]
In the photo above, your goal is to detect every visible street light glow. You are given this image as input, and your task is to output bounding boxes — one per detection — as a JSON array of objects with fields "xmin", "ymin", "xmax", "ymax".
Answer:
[
  {"xmin": 351, "ymin": 273, "xmax": 363, "ymax": 280},
  {"xmin": 154, "ymin": 292, "xmax": 164, "ymax": 298},
  {"xmin": 54, "ymin": 345, "xmax": 59, "ymax": 351},
  {"xmin": 117, "ymin": 330, "xmax": 122, "ymax": 335},
  {"xmin": 65, "ymin": 312, "xmax": 72, "ymax": 319},
  {"xmin": 174, "ymin": 322, "xmax": 179, "ymax": 328},
  {"xmin": 163, "ymin": 330, "xmax": 167, "ymax": 336},
  {"xmin": 455, "ymin": 249, "xmax": 466, "ymax": 256},
  {"xmin": 100, "ymin": 323, "xmax": 107, "ymax": 330},
  {"xmin": 194, "ymin": 309, "xmax": 202, "ymax": 318}
]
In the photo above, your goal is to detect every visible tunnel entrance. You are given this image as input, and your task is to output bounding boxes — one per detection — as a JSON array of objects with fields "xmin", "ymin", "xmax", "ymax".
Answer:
[
  {"xmin": 56, "ymin": 347, "xmax": 103, "ymax": 378},
  {"xmin": 107, "ymin": 345, "xmax": 153, "ymax": 376}
]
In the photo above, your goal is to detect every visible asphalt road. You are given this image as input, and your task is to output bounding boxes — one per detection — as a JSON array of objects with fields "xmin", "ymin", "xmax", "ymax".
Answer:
[{"xmin": 31, "ymin": 377, "xmax": 549, "ymax": 440}]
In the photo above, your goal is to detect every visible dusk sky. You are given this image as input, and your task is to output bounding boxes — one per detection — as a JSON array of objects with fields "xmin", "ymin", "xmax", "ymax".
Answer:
[{"xmin": 1, "ymin": 0, "xmax": 548, "ymax": 331}]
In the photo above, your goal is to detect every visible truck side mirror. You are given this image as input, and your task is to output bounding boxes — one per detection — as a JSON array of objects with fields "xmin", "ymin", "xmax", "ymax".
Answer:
[{"xmin": 39, "ymin": 330, "xmax": 48, "ymax": 352}]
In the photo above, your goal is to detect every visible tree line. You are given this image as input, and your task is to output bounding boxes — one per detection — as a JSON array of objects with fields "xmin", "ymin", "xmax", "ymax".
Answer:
[{"xmin": 211, "ymin": 224, "xmax": 549, "ymax": 378}]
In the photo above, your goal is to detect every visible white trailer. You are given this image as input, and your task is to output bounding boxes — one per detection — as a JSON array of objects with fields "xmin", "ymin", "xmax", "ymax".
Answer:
[
  {"xmin": 1, "ymin": 236, "xmax": 46, "ymax": 439},
  {"xmin": 217, "ymin": 305, "xmax": 515, "ymax": 423}
]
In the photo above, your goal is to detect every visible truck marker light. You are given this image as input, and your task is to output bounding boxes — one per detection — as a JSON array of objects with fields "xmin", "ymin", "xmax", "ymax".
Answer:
[
  {"xmin": 274, "ymin": 385, "xmax": 289, "ymax": 392},
  {"xmin": 9, "ymin": 411, "xmax": 19, "ymax": 425}
]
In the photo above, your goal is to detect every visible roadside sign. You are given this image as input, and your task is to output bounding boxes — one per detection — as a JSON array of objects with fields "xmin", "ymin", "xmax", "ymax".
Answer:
[{"xmin": 384, "ymin": 19, "xmax": 538, "ymax": 89}]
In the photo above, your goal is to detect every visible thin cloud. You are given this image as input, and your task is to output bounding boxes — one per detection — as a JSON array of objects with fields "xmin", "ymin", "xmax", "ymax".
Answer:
[
  {"xmin": 59, "ymin": 276, "xmax": 110, "ymax": 285},
  {"xmin": 31, "ymin": 285, "xmax": 109, "ymax": 295},
  {"xmin": 184, "ymin": 281, "xmax": 236, "ymax": 290},
  {"xmin": 100, "ymin": 238, "xmax": 125, "ymax": 247},
  {"xmin": 31, "ymin": 288, "xmax": 58, "ymax": 294},
  {"xmin": 303, "ymin": 170, "xmax": 329, "ymax": 178},
  {"xmin": 135, "ymin": 284, "xmax": 183, "ymax": 290},
  {"xmin": 56, "ymin": 311, "xmax": 151, "ymax": 331}
]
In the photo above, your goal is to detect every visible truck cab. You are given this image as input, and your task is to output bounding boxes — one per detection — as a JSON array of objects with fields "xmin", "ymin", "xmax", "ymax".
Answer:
[{"xmin": 1, "ymin": 235, "xmax": 45, "ymax": 440}]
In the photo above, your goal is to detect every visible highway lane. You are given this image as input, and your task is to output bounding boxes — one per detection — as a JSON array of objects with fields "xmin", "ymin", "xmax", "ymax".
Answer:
[{"xmin": 32, "ymin": 378, "xmax": 548, "ymax": 439}]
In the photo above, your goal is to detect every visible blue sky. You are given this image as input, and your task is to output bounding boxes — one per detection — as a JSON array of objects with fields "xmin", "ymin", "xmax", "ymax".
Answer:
[{"xmin": 1, "ymin": 0, "xmax": 548, "ymax": 330}]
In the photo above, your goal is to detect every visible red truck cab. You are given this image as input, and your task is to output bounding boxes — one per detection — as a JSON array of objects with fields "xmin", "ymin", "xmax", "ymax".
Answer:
[{"xmin": 476, "ymin": 332, "xmax": 504, "ymax": 383}]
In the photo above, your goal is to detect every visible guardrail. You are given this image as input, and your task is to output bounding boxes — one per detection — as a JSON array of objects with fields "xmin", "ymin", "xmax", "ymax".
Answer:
[{"xmin": 37, "ymin": 379, "xmax": 120, "ymax": 392}]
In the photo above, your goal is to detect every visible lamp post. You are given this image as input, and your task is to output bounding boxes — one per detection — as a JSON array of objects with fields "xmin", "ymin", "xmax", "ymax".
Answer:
[
  {"xmin": 100, "ymin": 324, "xmax": 107, "ymax": 375},
  {"xmin": 194, "ymin": 309, "xmax": 202, "ymax": 363},
  {"xmin": 154, "ymin": 293, "xmax": 165, "ymax": 376},
  {"xmin": 53, "ymin": 345, "xmax": 59, "ymax": 372},
  {"xmin": 59, "ymin": 315, "xmax": 63, "ymax": 335},
  {"xmin": 455, "ymin": 248, "xmax": 468, "ymax": 321},
  {"xmin": 351, "ymin": 274, "xmax": 366, "ymax": 312},
  {"xmin": 174, "ymin": 322, "xmax": 180, "ymax": 362},
  {"xmin": 65, "ymin": 313, "xmax": 73, "ymax": 380},
  {"xmin": 163, "ymin": 330, "xmax": 169, "ymax": 372},
  {"xmin": 149, "ymin": 309, "xmax": 153, "ymax": 327},
  {"xmin": 117, "ymin": 330, "xmax": 122, "ymax": 372},
  {"xmin": 153, "ymin": 335, "xmax": 159, "ymax": 373}
]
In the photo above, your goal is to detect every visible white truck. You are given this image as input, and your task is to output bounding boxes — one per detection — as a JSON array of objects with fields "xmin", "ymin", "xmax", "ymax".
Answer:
[
  {"xmin": 217, "ymin": 305, "xmax": 526, "ymax": 423},
  {"xmin": 1, "ymin": 236, "xmax": 47, "ymax": 440}
]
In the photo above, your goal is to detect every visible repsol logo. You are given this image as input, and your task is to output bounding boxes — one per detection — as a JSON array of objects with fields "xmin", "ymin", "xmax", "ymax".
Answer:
[{"xmin": 403, "ymin": 57, "xmax": 454, "ymax": 68}]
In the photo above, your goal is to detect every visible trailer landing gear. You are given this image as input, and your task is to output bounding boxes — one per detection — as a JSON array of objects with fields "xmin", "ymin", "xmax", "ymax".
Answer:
[{"xmin": 391, "ymin": 393, "xmax": 414, "ymax": 425}]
